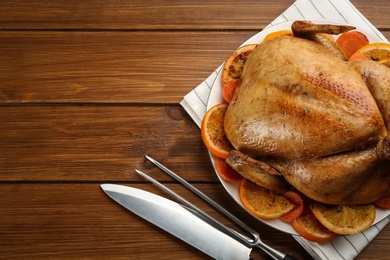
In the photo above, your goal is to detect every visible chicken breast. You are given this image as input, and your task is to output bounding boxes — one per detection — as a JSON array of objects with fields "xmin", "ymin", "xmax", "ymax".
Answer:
[{"xmin": 225, "ymin": 36, "xmax": 386, "ymax": 160}]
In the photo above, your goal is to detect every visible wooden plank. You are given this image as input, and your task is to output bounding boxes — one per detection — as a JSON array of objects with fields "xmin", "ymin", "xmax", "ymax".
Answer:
[
  {"xmin": 0, "ymin": 105, "xmax": 216, "ymax": 182},
  {"xmin": 0, "ymin": 182, "xmax": 315, "ymax": 259},
  {"xmin": 1, "ymin": 1, "xmax": 389, "ymax": 259},
  {"xmin": 0, "ymin": 0, "xmax": 389, "ymax": 30},
  {"xmin": 0, "ymin": 0, "xmax": 291, "ymax": 30},
  {"xmin": 354, "ymin": 0, "xmax": 390, "ymax": 29},
  {"xmin": 0, "ymin": 182, "xmax": 388, "ymax": 259},
  {"xmin": 1, "ymin": 30, "xmax": 390, "ymax": 104},
  {"xmin": 0, "ymin": 31, "xmax": 253, "ymax": 103}
]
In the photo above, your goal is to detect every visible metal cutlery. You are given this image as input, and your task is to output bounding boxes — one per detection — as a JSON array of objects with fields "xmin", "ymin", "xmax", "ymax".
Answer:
[{"xmin": 139, "ymin": 155, "xmax": 296, "ymax": 260}]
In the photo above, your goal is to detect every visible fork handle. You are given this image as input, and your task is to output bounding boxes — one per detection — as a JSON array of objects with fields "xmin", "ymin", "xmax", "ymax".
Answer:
[
  {"xmin": 283, "ymin": 254, "xmax": 297, "ymax": 260},
  {"xmin": 255, "ymin": 242, "xmax": 297, "ymax": 260}
]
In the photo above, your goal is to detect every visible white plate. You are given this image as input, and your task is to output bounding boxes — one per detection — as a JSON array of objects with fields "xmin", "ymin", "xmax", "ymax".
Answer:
[{"xmin": 206, "ymin": 20, "xmax": 390, "ymax": 235}]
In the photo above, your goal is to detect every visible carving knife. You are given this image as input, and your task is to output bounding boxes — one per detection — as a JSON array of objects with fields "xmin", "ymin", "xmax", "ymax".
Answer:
[{"xmin": 101, "ymin": 183, "xmax": 295, "ymax": 259}]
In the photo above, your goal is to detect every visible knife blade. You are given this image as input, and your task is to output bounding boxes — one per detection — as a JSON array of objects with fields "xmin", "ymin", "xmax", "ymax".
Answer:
[{"xmin": 101, "ymin": 183, "xmax": 252, "ymax": 259}]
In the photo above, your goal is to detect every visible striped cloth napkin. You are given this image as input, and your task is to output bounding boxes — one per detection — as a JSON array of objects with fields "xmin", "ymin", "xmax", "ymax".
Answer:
[{"xmin": 180, "ymin": 0, "xmax": 390, "ymax": 259}]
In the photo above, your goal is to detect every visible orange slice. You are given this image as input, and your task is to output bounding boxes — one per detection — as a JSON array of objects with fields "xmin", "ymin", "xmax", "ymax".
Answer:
[
  {"xmin": 292, "ymin": 213, "xmax": 339, "ymax": 243},
  {"xmin": 374, "ymin": 194, "xmax": 390, "ymax": 209},
  {"xmin": 201, "ymin": 103, "xmax": 233, "ymax": 159},
  {"xmin": 311, "ymin": 203, "xmax": 376, "ymax": 235},
  {"xmin": 214, "ymin": 157, "xmax": 242, "ymax": 182},
  {"xmin": 336, "ymin": 30, "xmax": 369, "ymax": 58},
  {"xmin": 239, "ymin": 178, "xmax": 294, "ymax": 220},
  {"xmin": 279, "ymin": 191, "xmax": 305, "ymax": 223},
  {"xmin": 222, "ymin": 44, "xmax": 257, "ymax": 103},
  {"xmin": 263, "ymin": 30, "xmax": 293, "ymax": 41},
  {"xmin": 349, "ymin": 42, "xmax": 390, "ymax": 61}
]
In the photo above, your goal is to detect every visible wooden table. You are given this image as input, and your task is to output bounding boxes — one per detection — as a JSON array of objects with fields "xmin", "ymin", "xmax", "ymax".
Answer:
[{"xmin": 1, "ymin": 1, "xmax": 389, "ymax": 259}]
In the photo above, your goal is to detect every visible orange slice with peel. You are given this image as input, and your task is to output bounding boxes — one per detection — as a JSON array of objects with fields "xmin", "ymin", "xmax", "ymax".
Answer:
[
  {"xmin": 336, "ymin": 30, "xmax": 369, "ymax": 58},
  {"xmin": 292, "ymin": 213, "xmax": 339, "ymax": 243},
  {"xmin": 214, "ymin": 157, "xmax": 242, "ymax": 182},
  {"xmin": 311, "ymin": 203, "xmax": 376, "ymax": 235},
  {"xmin": 201, "ymin": 103, "xmax": 233, "ymax": 159},
  {"xmin": 239, "ymin": 178, "xmax": 294, "ymax": 220},
  {"xmin": 279, "ymin": 191, "xmax": 305, "ymax": 223},
  {"xmin": 222, "ymin": 44, "xmax": 257, "ymax": 103},
  {"xmin": 349, "ymin": 42, "xmax": 390, "ymax": 61},
  {"xmin": 263, "ymin": 30, "xmax": 293, "ymax": 41},
  {"xmin": 374, "ymin": 194, "xmax": 390, "ymax": 209}
]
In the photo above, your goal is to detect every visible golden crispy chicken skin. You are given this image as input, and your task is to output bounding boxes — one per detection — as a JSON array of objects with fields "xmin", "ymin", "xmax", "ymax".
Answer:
[{"xmin": 224, "ymin": 36, "xmax": 390, "ymax": 205}]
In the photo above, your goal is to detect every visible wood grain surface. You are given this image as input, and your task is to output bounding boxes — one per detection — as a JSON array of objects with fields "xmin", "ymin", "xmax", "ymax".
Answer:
[{"xmin": 1, "ymin": 1, "xmax": 389, "ymax": 259}]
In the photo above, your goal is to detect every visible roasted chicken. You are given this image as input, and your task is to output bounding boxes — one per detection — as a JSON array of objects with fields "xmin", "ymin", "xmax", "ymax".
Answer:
[{"xmin": 224, "ymin": 28, "xmax": 390, "ymax": 205}]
